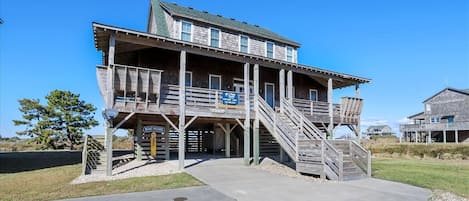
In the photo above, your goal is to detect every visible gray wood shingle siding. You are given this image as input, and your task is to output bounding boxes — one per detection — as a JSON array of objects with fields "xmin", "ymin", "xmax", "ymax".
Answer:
[
  {"xmin": 150, "ymin": 3, "xmax": 298, "ymax": 63},
  {"xmin": 423, "ymin": 89, "xmax": 469, "ymax": 123}
]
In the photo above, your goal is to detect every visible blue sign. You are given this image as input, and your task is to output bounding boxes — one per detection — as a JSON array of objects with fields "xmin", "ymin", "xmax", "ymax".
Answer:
[{"xmin": 221, "ymin": 92, "xmax": 239, "ymax": 105}]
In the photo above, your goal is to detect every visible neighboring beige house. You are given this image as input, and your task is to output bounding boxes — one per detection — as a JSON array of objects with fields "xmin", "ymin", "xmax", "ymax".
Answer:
[
  {"xmin": 363, "ymin": 125, "xmax": 394, "ymax": 138},
  {"xmin": 400, "ymin": 88, "xmax": 469, "ymax": 143}
]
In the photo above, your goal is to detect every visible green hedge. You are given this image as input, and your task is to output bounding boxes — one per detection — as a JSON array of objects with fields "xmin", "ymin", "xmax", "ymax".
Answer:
[{"xmin": 368, "ymin": 143, "xmax": 469, "ymax": 159}]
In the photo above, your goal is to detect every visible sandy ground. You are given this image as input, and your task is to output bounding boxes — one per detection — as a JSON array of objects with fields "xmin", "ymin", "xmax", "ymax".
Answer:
[{"xmin": 71, "ymin": 160, "xmax": 181, "ymax": 184}]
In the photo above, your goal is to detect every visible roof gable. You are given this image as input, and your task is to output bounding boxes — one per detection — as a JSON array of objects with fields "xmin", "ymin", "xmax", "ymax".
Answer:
[
  {"xmin": 158, "ymin": 1, "xmax": 300, "ymax": 47},
  {"xmin": 423, "ymin": 87, "xmax": 469, "ymax": 103}
]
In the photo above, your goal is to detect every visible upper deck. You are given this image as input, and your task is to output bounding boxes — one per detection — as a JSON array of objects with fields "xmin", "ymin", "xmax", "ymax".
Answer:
[{"xmin": 97, "ymin": 64, "xmax": 363, "ymax": 124}]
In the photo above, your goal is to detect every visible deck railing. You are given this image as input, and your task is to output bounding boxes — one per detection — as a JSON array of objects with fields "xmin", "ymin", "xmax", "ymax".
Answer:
[
  {"xmin": 96, "ymin": 64, "xmax": 163, "ymax": 112},
  {"xmin": 400, "ymin": 121, "xmax": 469, "ymax": 132},
  {"xmin": 160, "ymin": 85, "xmax": 254, "ymax": 111},
  {"xmin": 292, "ymin": 98, "xmax": 340, "ymax": 117}
]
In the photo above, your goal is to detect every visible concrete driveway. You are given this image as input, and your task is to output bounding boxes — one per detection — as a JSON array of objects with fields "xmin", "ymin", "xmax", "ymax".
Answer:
[{"xmin": 184, "ymin": 157, "xmax": 432, "ymax": 201}]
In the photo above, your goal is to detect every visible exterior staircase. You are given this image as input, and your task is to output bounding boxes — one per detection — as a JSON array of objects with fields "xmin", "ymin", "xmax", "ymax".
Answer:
[
  {"xmin": 257, "ymin": 96, "xmax": 371, "ymax": 181},
  {"xmin": 82, "ymin": 135, "xmax": 107, "ymax": 175}
]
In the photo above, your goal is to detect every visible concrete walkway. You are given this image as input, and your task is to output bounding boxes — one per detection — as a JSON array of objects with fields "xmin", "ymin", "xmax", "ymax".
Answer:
[
  {"xmin": 184, "ymin": 157, "xmax": 432, "ymax": 201},
  {"xmin": 59, "ymin": 186, "xmax": 235, "ymax": 201}
]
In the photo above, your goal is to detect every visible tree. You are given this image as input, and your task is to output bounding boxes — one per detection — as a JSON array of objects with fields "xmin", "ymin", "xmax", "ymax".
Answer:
[{"xmin": 13, "ymin": 90, "xmax": 99, "ymax": 150}]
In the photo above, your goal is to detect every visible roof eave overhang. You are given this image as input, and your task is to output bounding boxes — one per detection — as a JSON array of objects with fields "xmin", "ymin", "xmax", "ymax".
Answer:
[{"xmin": 92, "ymin": 22, "xmax": 371, "ymax": 88}]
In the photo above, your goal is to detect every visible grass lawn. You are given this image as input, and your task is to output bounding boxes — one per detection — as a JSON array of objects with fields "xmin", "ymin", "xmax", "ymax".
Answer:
[
  {"xmin": 0, "ymin": 164, "xmax": 203, "ymax": 201},
  {"xmin": 372, "ymin": 157, "xmax": 469, "ymax": 197}
]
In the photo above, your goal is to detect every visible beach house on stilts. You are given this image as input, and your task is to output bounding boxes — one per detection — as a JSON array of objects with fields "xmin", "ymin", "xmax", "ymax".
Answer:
[{"xmin": 83, "ymin": 0, "xmax": 372, "ymax": 181}]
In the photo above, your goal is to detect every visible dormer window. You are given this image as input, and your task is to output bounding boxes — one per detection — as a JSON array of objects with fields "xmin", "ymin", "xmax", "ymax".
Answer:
[
  {"xmin": 286, "ymin": 46, "xmax": 293, "ymax": 62},
  {"xmin": 266, "ymin": 41, "xmax": 274, "ymax": 58},
  {"xmin": 209, "ymin": 28, "xmax": 220, "ymax": 47},
  {"xmin": 181, "ymin": 21, "xmax": 192, "ymax": 42},
  {"xmin": 240, "ymin": 35, "xmax": 249, "ymax": 53}
]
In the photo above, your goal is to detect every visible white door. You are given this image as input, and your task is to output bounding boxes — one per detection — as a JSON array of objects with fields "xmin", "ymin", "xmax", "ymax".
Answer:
[{"xmin": 265, "ymin": 83, "xmax": 275, "ymax": 108}]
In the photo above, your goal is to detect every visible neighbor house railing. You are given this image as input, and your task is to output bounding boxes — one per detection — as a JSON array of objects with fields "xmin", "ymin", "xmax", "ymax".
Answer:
[{"xmin": 400, "ymin": 121, "xmax": 469, "ymax": 132}]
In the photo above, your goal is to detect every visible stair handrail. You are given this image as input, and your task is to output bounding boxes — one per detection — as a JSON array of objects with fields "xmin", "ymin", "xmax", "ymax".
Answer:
[
  {"xmin": 280, "ymin": 97, "xmax": 324, "ymax": 140},
  {"xmin": 257, "ymin": 95, "xmax": 297, "ymax": 159},
  {"xmin": 350, "ymin": 140, "xmax": 372, "ymax": 177},
  {"xmin": 281, "ymin": 97, "xmax": 345, "ymax": 180}
]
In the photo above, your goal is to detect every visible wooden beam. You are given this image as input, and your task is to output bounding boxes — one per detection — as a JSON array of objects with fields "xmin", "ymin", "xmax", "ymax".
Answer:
[
  {"xmin": 105, "ymin": 124, "xmax": 113, "ymax": 176},
  {"xmin": 136, "ymin": 119, "xmax": 143, "ymax": 161},
  {"xmin": 243, "ymin": 63, "xmax": 251, "ymax": 166},
  {"xmin": 105, "ymin": 33, "xmax": 115, "ymax": 177},
  {"xmin": 236, "ymin": 118, "xmax": 245, "ymax": 130},
  {"xmin": 161, "ymin": 113, "xmax": 178, "ymax": 131},
  {"xmin": 328, "ymin": 78, "xmax": 333, "ymax": 139},
  {"xmin": 107, "ymin": 33, "xmax": 116, "ymax": 108},
  {"xmin": 178, "ymin": 50, "xmax": 186, "ymax": 170},
  {"xmin": 184, "ymin": 116, "xmax": 198, "ymax": 130},
  {"xmin": 253, "ymin": 64, "xmax": 260, "ymax": 165},
  {"xmin": 164, "ymin": 123, "xmax": 170, "ymax": 160},
  {"xmin": 443, "ymin": 130, "xmax": 447, "ymax": 144},
  {"xmin": 112, "ymin": 112, "xmax": 135, "ymax": 133},
  {"xmin": 455, "ymin": 130, "xmax": 459, "ymax": 144},
  {"xmin": 287, "ymin": 70, "xmax": 293, "ymax": 103},
  {"xmin": 279, "ymin": 69, "xmax": 285, "ymax": 112},
  {"xmin": 225, "ymin": 123, "xmax": 231, "ymax": 158}
]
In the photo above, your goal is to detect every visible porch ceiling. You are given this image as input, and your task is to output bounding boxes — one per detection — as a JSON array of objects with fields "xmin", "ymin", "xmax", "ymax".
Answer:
[{"xmin": 93, "ymin": 22, "xmax": 370, "ymax": 89}]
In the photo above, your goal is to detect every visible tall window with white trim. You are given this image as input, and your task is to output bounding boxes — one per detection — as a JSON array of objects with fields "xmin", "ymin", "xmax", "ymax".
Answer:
[
  {"xmin": 266, "ymin": 41, "xmax": 274, "ymax": 58},
  {"xmin": 210, "ymin": 28, "xmax": 220, "ymax": 47},
  {"xmin": 240, "ymin": 35, "xmax": 249, "ymax": 53},
  {"xmin": 181, "ymin": 21, "xmax": 192, "ymax": 42},
  {"xmin": 286, "ymin": 46, "xmax": 293, "ymax": 62}
]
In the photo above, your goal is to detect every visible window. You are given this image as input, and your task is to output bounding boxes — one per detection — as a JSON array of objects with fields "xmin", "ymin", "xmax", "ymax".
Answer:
[
  {"xmin": 431, "ymin": 117, "xmax": 440, "ymax": 123},
  {"xmin": 185, "ymin": 72, "xmax": 192, "ymax": 87},
  {"xmin": 181, "ymin": 21, "xmax": 192, "ymax": 42},
  {"xmin": 309, "ymin": 89, "xmax": 318, "ymax": 102},
  {"xmin": 209, "ymin": 28, "xmax": 220, "ymax": 47},
  {"xmin": 240, "ymin": 35, "xmax": 249, "ymax": 53},
  {"xmin": 447, "ymin": 116, "xmax": 454, "ymax": 123},
  {"xmin": 425, "ymin": 104, "xmax": 431, "ymax": 112},
  {"xmin": 286, "ymin": 46, "xmax": 293, "ymax": 62},
  {"xmin": 266, "ymin": 41, "xmax": 274, "ymax": 58},
  {"xmin": 209, "ymin": 74, "xmax": 221, "ymax": 90}
]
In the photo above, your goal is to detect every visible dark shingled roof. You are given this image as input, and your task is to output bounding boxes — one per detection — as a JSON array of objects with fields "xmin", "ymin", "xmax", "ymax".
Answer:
[{"xmin": 156, "ymin": 1, "xmax": 300, "ymax": 47}]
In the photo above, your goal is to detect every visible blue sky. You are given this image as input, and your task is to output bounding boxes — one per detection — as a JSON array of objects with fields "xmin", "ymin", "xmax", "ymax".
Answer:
[{"xmin": 1, "ymin": 0, "xmax": 468, "ymax": 137}]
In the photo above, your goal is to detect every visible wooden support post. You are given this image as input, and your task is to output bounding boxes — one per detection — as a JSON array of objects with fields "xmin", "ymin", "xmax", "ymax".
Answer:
[
  {"xmin": 327, "ymin": 78, "xmax": 333, "ymax": 139},
  {"xmin": 253, "ymin": 64, "xmax": 260, "ymax": 165},
  {"xmin": 279, "ymin": 69, "xmax": 285, "ymax": 113},
  {"xmin": 225, "ymin": 123, "xmax": 231, "ymax": 158},
  {"xmin": 136, "ymin": 119, "xmax": 143, "ymax": 161},
  {"xmin": 443, "ymin": 130, "xmax": 447, "ymax": 144},
  {"xmin": 455, "ymin": 130, "xmax": 459, "ymax": 144},
  {"xmin": 428, "ymin": 131, "xmax": 431, "ymax": 144},
  {"xmin": 104, "ymin": 34, "xmax": 116, "ymax": 177},
  {"xmin": 107, "ymin": 33, "xmax": 115, "ymax": 108},
  {"xmin": 105, "ymin": 123, "xmax": 113, "ymax": 176},
  {"xmin": 164, "ymin": 123, "xmax": 170, "ymax": 160},
  {"xmin": 243, "ymin": 63, "xmax": 251, "ymax": 165},
  {"xmin": 178, "ymin": 50, "xmax": 186, "ymax": 170},
  {"xmin": 287, "ymin": 70, "xmax": 293, "ymax": 103},
  {"xmin": 355, "ymin": 84, "xmax": 361, "ymax": 143}
]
